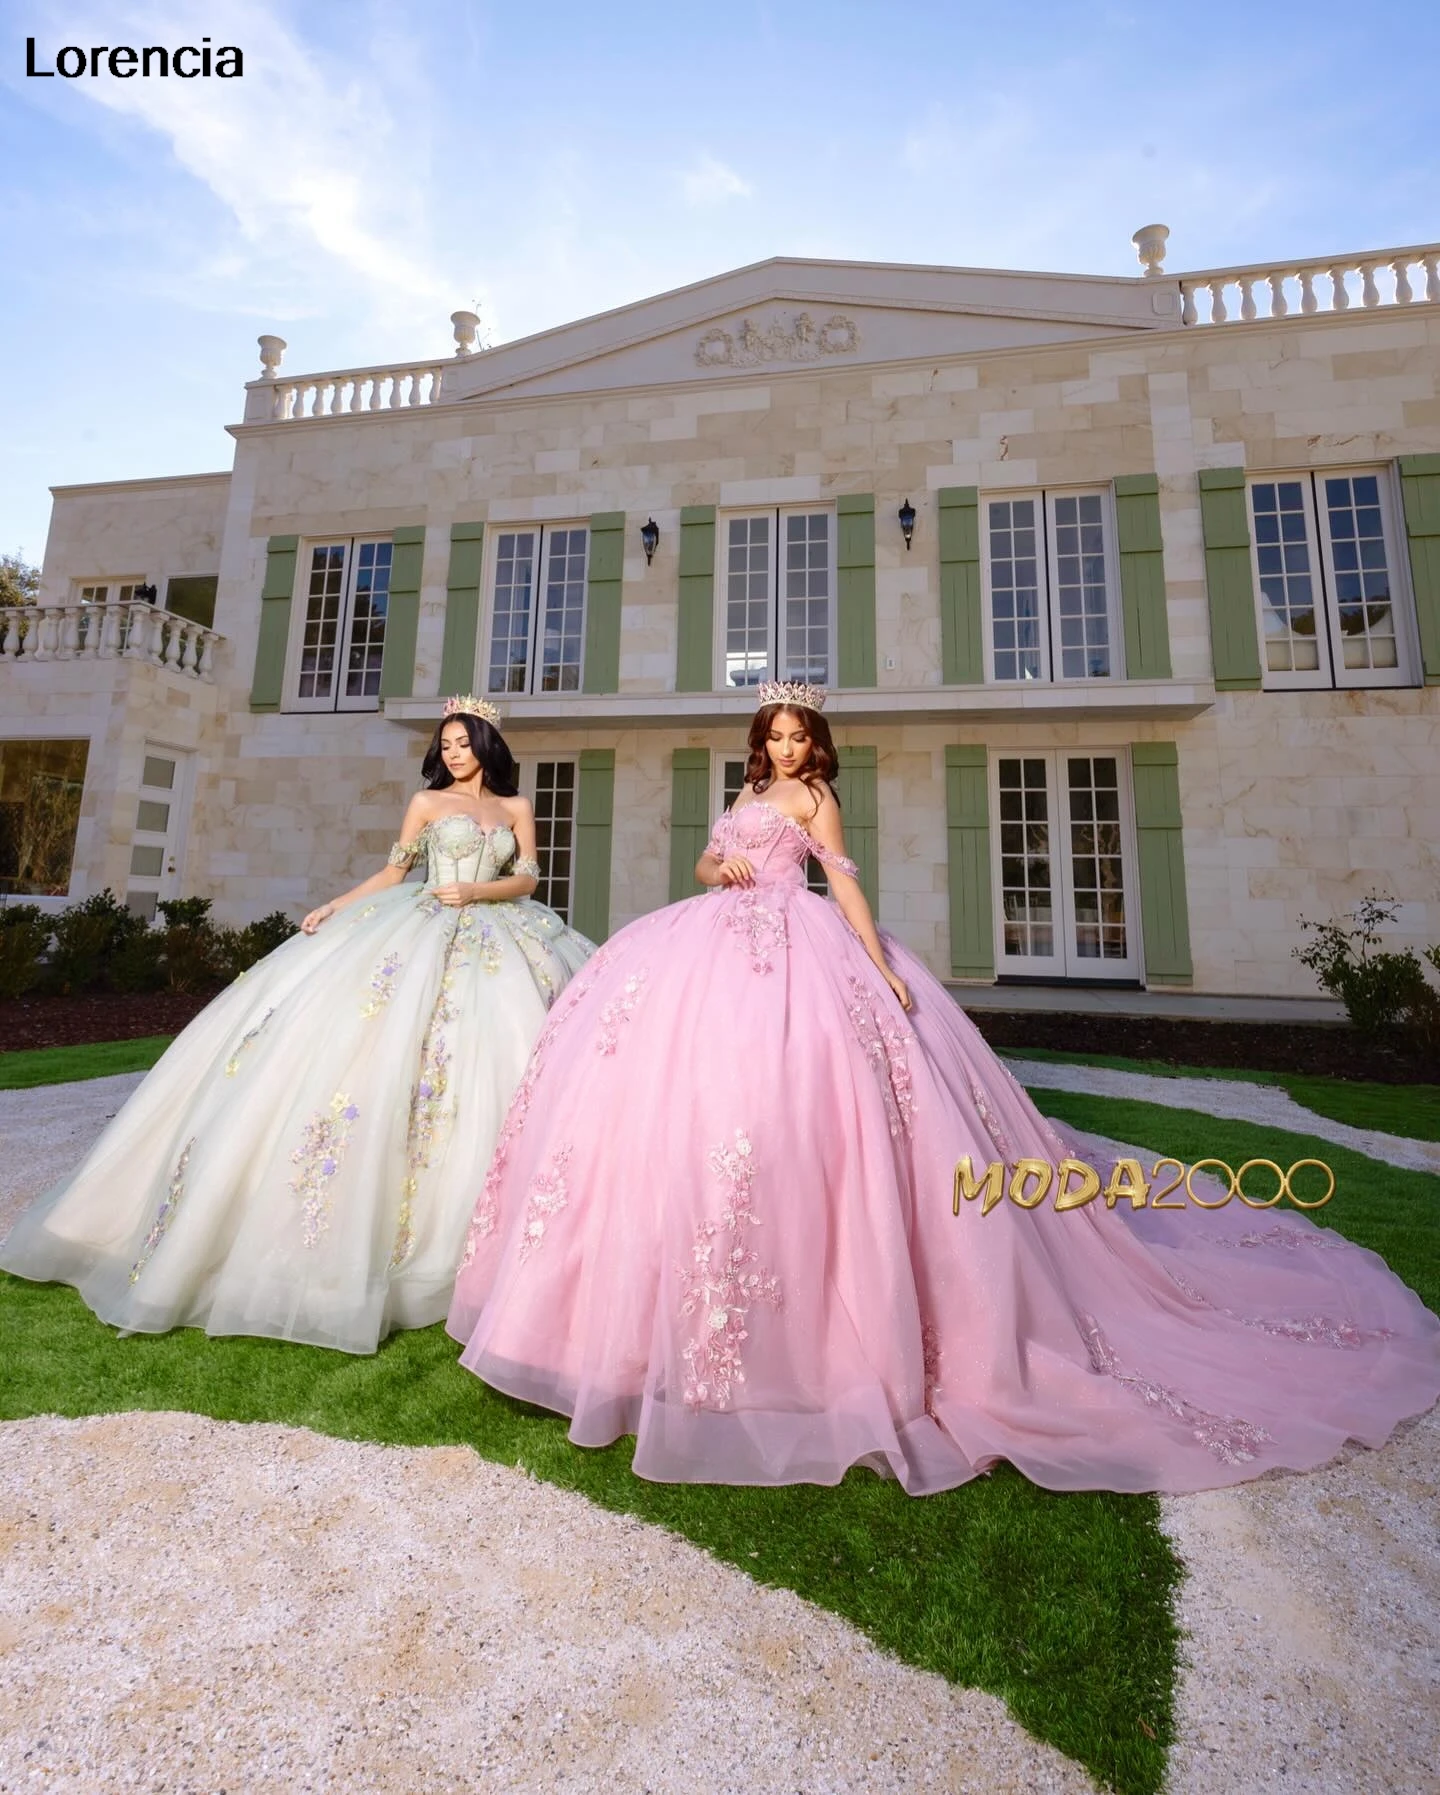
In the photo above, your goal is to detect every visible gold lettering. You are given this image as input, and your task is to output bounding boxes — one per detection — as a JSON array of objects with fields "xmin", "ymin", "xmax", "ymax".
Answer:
[
  {"xmin": 1149, "ymin": 1157, "xmax": 1186, "ymax": 1210},
  {"xmin": 1103, "ymin": 1158, "xmax": 1150, "ymax": 1210},
  {"xmin": 1008, "ymin": 1158, "xmax": 1054, "ymax": 1209},
  {"xmin": 953, "ymin": 1156, "xmax": 1005, "ymax": 1217},
  {"xmin": 1054, "ymin": 1158, "xmax": 1101, "ymax": 1212}
]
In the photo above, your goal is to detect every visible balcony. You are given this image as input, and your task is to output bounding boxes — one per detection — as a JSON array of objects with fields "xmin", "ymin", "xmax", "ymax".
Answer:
[{"xmin": 0, "ymin": 601, "xmax": 220, "ymax": 681}]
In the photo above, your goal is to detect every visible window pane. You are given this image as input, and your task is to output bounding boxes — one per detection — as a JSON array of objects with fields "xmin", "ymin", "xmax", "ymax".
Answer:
[
  {"xmin": 343, "ymin": 540, "xmax": 392, "ymax": 700},
  {"xmin": 488, "ymin": 532, "xmax": 538, "ymax": 694},
  {"xmin": 1067, "ymin": 757, "xmax": 1127, "ymax": 960},
  {"xmin": 1051, "ymin": 494, "xmax": 1111, "ymax": 679},
  {"xmin": 988, "ymin": 500, "xmax": 1043, "ymax": 681},
  {"xmin": 136, "ymin": 799, "xmax": 170, "ymax": 832},
  {"xmin": 298, "ymin": 545, "xmax": 347, "ymax": 699},
  {"xmin": 0, "ymin": 738, "xmax": 89, "ymax": 897},
  {"xmin": 782, "ymin": 512, "xmax": 830, "ymax": 685},
  {"xmin": 997, "ymin": 757, "xmax": 1053, "ymax": 955},
  {"xmin": 531, "ymin": 760, "xmax": 577, "ymax": 921},
  {"xmin": 165, "ymin": 576, "xmax": 218, "ymax": 629},
  {"xmin": 141, "ymin": 755, "xmax": 176, "ymax": 790},
  {"xmin": 1249, "ymin": 484, "xmax": 1320, "ymax": 672},
  {"xmin": 538, "ymin": 528, "xmax": 588, "ymax": 694},
  {"xmin": 130, "ymin": 844, "xmax": 165, "ymax": 877},
  {"xmin": 725, "ymin": 516, "xmax": 771, "ymax": 687},
  {"xmin": 1320, "ymin": 474, "xmax": 1398, "ymax": 672}
]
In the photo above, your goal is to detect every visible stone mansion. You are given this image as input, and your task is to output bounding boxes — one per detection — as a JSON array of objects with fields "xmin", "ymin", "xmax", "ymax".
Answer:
[{"xmin": 3, "ymin": 226, "xmax": 1438, "ymax": 1000}]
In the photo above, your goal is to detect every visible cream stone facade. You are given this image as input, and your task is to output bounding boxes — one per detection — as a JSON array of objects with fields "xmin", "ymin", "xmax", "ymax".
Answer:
[{"xmin": 5, "ymin": 234, "xmax": 1438, "ymax": 999}]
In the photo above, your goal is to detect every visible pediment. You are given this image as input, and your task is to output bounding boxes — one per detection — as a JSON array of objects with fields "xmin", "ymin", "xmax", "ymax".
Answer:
[{"xmin": 444, "ymin": 256, "xmax": 1182, "ymax": 404}]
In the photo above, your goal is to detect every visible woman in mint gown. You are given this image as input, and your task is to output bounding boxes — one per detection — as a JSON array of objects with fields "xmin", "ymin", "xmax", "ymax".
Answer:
[
  {"xmin": 0, "ymin": 698, "xmax": 593, "ymax": 1353},
  {"xmin": 447, "ymin": 683, "xmax": 1440, "ymax": 1495}
]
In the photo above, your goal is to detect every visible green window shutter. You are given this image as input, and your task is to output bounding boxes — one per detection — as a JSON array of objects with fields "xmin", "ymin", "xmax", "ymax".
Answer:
[
  {"xmin": 250, "ymin": 534, "xmax": 298, "ymax": 711},
  {"xmin": 836, "ymin": 745, "xmax": 879, "ymax": 911},
  {"xmin": 583, "ymin": 512, "xmax": 625, "ymax": 695},
  {"xmin": 379, "ymin": 525, "xmax": 425, "ymax": 701},
  {"xmin": 1113, "ymin": 475, "xmax": 1173, "ymax": 681},
  {"xmin": 573, "ymin": 747, "xmax": 616, "ymax": 942},
  {"xmin": 668, "ymin": 748, "xmax": 711, "ymax": 902},
  {"xmin": 439, "ymin": 522, "xmax": 485, "ymax": 697},
  {"xmin": 1198, "ymin": 467, "xmax": 1262, "ymax": 690},
  {"xmin": 676, "ymin": 506, "xmax": 716, "ymax": 692},
  {"xmin": 945, "ymin": 744, "xmax": 995, "ymax": 979},
  {"xmin": 1398, "ymin": 453, "xmax": 1440, "ymax": 684},
  {"xmin": 938, "ymin": 488, "xmax": 984, "ymax": 684},
  {"xmin": 836, "ymin": 494, "xmax": 877, "ymax": 687},
  {"xmin": 1132, "ymin": 742, "xmax": 1193, "ymax": 985}
]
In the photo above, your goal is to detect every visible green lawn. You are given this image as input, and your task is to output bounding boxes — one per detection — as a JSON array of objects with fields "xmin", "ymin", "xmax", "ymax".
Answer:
[
  {"xmin": 0, "ymin": 1036, "xmax": 174, "ymax": 1090},
  {"xmin": 3, "ymin": 1088, "xmax": 1435, "ymax": 1794},
  {"xmin": 1003, "ymin": 1045, "xmax": 1440, "ymax": 1144}
]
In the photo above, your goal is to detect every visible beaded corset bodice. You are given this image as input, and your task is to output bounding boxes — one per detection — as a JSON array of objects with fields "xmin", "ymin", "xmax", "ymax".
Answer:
[
  {"xmin": 706, "ymin": 802, "xmax": 857, "ymax": 887},
  {"xmin": 421, "ymin": 814, "xmax": 519, "ymax": 886}
]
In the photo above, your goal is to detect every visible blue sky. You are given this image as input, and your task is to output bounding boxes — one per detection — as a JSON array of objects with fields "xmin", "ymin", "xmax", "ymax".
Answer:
[{"xmin": 1, "ymin": 0, "xmax": 1437, "ymax": 560}]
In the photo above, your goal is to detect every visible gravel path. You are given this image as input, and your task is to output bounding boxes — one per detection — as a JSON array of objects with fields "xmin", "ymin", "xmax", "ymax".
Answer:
[
  {"xmin": 2, "ymin": 1071, "xmax": 1437, "ymax": 1793},
  {"xmin": 1005, "ymin": 1056, "xmax": 1440, "ymax": 1177}
]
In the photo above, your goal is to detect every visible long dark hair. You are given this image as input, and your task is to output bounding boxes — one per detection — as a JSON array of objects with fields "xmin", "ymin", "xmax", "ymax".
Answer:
[
  {"xmin": 743, "ymin": 703, "xmax": 840, "ymax": 808},
  {"xmin": 421, "ymin": 713, "xmax": 519, "ymax": 796}
]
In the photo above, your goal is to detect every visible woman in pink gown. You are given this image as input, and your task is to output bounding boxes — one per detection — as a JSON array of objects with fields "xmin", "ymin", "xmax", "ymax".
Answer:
[{"xmin": 446, "ymin": 684, "xmax": 1440, "ymax": 1494}]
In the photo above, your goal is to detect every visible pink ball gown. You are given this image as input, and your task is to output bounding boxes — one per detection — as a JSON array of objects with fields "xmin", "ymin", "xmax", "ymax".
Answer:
[{"xmin": 446, "ymin": 799, "xmax": 1440, "ymax": 1494}]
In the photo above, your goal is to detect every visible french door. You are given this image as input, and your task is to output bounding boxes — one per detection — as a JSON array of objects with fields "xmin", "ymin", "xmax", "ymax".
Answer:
[
  {"xmin": 990, "ymin": 752, "xmax": 1138, "ymax": 980},
  {"xmin": 519, "ymin": 757, "xmax": 578, "ymax": 921}
]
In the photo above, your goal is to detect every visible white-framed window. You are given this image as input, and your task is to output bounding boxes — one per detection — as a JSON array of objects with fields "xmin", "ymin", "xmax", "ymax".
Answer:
[
  {"xmin": 1248, "ymin": 470, "xmax": 1415, "ymax": 689},
  {"xmin": 717, "ymin": 508, "xmax": 835, "ymax": 690},
  {"xmin": 982, "ymin": 490, "xmax": 1121, "ymax": 683},
  {"xmin": 76, "ymin": 580, "xmax": 143, "ymax": 606},
  {"xmin": 518, "ymin": 756, "xmax": 578, "ymax": 921},
  {"xmin": 712, "ymin": 754, "xmax": 829, "ymax": 896},
  {"xmin": 991, "ymin": 751, "xmax": 1139, "ymax": 981},
  {"xmin": 484, "ymin": 525, "xmax": 589, "ymax": 695},
  {"xmin": 285, "ymin": 538, "xmax": 392, "ymax": 712}
]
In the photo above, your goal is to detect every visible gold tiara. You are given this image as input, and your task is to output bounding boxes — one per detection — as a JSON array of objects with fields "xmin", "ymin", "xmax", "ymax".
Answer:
[
  {"xmin": 442, "ymin": 693, "xmax": 502, "ymax": 726},
  {"xmin": 756, "ymin": 679, "xmax": 827, "ymax": 712}
]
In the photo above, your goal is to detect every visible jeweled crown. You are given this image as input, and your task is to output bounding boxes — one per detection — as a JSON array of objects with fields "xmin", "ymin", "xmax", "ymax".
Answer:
[
  {"xmin": 442, "ymin": 693, "xmax": 502, "ymax": 726},
  {"xmin": 755, "ymin": 679, "xmax": 827, "ymax": 712}
]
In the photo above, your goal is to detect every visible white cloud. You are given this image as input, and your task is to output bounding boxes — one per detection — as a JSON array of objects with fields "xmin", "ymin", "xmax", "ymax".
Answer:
[{"xmin": 679, "ymin": 154, "xmax": 753, "ymax": 208}]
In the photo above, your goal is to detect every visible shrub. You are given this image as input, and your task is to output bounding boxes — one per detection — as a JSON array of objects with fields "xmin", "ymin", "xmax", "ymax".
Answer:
[
  {"xmin": 1294, "ymin": 894, "xmax": 1440, "ymax": 1049},
  {"xmin": 46, "ymin": 889, "xmax": 146, "ymax": 993},
  {"xmin": 155, "ymin": 897, "xmax": 221, "ymax": 993},
  {"xmin": 214, "ymin": 909, "xmax": 298, "ymax": 981},
  {"xmin": 0, "ymin": 904, "xmax": 52, "ymax": 1000}
]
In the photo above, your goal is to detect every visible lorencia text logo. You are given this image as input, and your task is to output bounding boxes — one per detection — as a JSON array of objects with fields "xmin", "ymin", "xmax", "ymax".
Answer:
[
  {"xmin": 952, "ymin": 1155, "xmax": 1336, "ymax": 1215},
  {"xmin": 26, "ymin": 36, "xmax": 243, "ymax": 79}
]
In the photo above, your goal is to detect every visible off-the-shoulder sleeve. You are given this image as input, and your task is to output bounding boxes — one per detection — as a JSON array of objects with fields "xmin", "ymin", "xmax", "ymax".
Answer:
[
  {"xmin": 513, "ymin": 855, "xmax": 542, "ymax": 880},
  {"xmin": 702, "ymin": 814, "xmax": 729, "ymax": 860},
  {"xmin": 386, "ymin": 822, "xmax": 428, "ymax": 868},
  {"xmin": 805, "ymin": 836, "xmax": 859, "ymax": 878}
]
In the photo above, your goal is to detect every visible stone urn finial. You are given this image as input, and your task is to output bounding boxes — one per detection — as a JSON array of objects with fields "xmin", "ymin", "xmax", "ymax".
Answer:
[
  {"xmin": 451, "ymin": 311, "xmax": 480, "ymax": 357},
  {"xmin": 257, "ymin": 334, "xmax": 287, "ymax": 378},
  {"xmin": 1131, "ymin": 224, "xmax": 1170, "ymax": 278}
]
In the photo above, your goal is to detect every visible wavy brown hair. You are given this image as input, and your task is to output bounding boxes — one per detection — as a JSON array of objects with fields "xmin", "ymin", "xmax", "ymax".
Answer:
[{"xmin": 743, "ymin": 703, "xmax": 840, "ymax": 810}]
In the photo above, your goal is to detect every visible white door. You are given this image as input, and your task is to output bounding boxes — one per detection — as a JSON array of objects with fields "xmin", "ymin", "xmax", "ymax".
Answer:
[
  {"xmin": 991, "ymin": 751, "xmax": 1139, "ymax": 980},
  {"xmin": 126, "ymin": 748, "xmax": 192, "ymax": 920}
]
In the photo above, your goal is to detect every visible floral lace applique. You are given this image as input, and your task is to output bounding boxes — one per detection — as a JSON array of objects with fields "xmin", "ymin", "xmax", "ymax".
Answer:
[
  {"xmin": 129, "ymin": 1138, "xmax": 195, "ymax": 1284},
  {"xmin": 922, "ymin": 1321, "xmax": 943, "ymax": 1416},
  {"xmin": 360, "ymin": 953, "xmax": 403, "ymax": 1018},
  {"xmin": 969, "ymin": 1079, "xmax": 1014, "ymax": 1160},
  {"xmin": 462, "ymin": 953, "xmax": 611, "ymax": 1261},
  {"xmin": 514, "ymin": 855, "xmax": 542, "ymax": 880},
  {"xmin": 846, "ymin": 973, "xmax": 916, "ymax": 1138},
  {"xmin": 1162, "ymin": 1262, "xmax": 1390, "ymax": 1348},
  {"xmin": 395, "ymin": 910, "xmax": 476, "ymax": 1266},
  {"xmin": 519, "ymin": 1146, "xmax": 572, "ymax": 1262},
  {"xmin": 224, "ymin": 1008, "xmax": 275, "ymax": 1077},
  {"xmin": 387, "ymin": 831, "xmax": 425, "ymax": 869},
  {"xmin": 291, "ymin": 1095, "xmax": 360, "ymax": 1249},
  {"xmin": 504, "ymin": 909, "xmax": 565, "ymax": 998},
  {"xmin": 678, "ymin": 1129, "xmax": 782, "ymax": 1410},
  {"xmin": 724, "ymin": 887, "xmax": 788, "ymax": 973},
  {"xmin": 1078, "ymin": 1312, "xmax": 1273, "ymax": 1465},
  {"xmin": 597, "ymin": 970, "xmax": 648, "ymax": 1052},
  {"xmin": 1213, "ymin": 1224, "xmax": 1350, "ymax": 1253}
]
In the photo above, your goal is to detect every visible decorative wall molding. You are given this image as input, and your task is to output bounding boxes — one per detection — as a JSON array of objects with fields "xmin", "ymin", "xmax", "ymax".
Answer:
[{"xmin": 694, "ymin": 311, "xmax": 861, "ymax": 369}]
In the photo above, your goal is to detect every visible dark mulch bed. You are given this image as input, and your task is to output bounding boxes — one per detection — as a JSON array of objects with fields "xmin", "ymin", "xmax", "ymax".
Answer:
[
  {"xmin": 2, "ymin": 988, "xmax": 1435, "ymax": 1086},
  {"xmin": 963, "ymin": 1007, "xmax": 1437, "ymax": 1087}
]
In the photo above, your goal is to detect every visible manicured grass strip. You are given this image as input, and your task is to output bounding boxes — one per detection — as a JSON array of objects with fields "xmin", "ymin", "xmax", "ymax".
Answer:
[
  {"xmin": 1027, "ymin": 1089, "xmax": 1439, "ymax": 1313},
  {"xmin": 1008, "ymin": 1047, "xmax": 1440, "ymax": 1144},
  {"xmin": 0, "ymin": 1271, "xmax": 1179, "ymax": 1794},
  {"xmin": 0, "ymin": 1036, "xmax": 174, "ymax": 1090}
]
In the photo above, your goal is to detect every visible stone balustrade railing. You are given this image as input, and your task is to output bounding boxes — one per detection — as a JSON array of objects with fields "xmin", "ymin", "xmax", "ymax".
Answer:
[
  {"xmin": 265, "ymin": 361, "xmax": 448, "ymax": 421},
  {"xmin": 1179, "ymin": 244, "xmax": 1440, "ymax": 326},
  {"xmin": 0, "ymin": 603, "xmax": 219, "ymax": 681}
]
